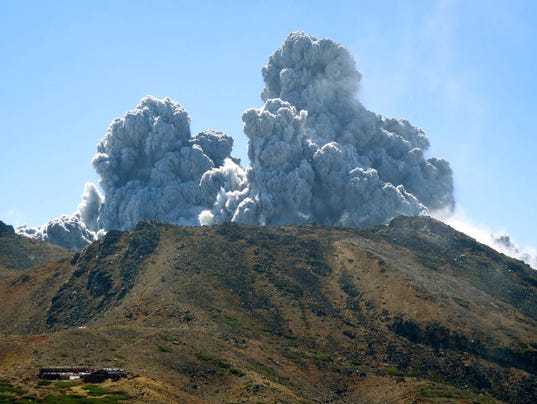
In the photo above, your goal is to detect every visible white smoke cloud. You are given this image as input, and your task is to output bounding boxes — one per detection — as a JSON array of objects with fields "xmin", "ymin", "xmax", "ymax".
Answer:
[
  {"xmin": 23, "ymin": 31, "xmax": 535, "ymax": 270},
  {"xmin": 438, "ymin": 212, "xmax": 537, "ymax": 269},
  {"xmin": 77, "ymin": 182, "xmax": 104, "ymax": 232},
  {"xmin": 203, "ymin": 32, "xmax": 453, "ymax": 227},
  {"xmin": 17, "ymin": 97, "xmax": 246, "ymax": 248},
  {"xmin": 226, "ymin": 99, "xmax": 316, "ymax": 225},
  {"xmin": 17, "ymin": 183, "xmax": 104, "ymax": 250},
  {"xmin": 92, "ymin": 96, "xmax": 246, "ymax": 231},
  {"xmin": 198, "ymin": 158, "xmax": 249, "ymax": 225},
  {"xmin": 17, "ymin": 32, "xmax": 455, "ymax": 250}
]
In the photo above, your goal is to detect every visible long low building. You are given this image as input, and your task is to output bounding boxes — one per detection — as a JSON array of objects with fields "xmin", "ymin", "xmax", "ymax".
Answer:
[{"xmin": 39, "ymin": 367, "xmax": 127, "ymax": 381}]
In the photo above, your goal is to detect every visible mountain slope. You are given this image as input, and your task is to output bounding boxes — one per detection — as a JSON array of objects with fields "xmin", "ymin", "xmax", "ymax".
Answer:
[
  {"xmin": 0, "ymin": 217, "xmax": 536, "ymax": 403},
  {"xmin": 0, "ymin": 220, "xmax": 73, "ymax": 273}
]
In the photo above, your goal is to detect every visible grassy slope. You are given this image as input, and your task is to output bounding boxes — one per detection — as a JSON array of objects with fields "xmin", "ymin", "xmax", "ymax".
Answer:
[
  {"xmin": 0, "ymin": 222, "xmax": 73, "ymax": 272},
  {"xmin": 0, "ymin": 218, "xmax": 536, "ymax": 403}
]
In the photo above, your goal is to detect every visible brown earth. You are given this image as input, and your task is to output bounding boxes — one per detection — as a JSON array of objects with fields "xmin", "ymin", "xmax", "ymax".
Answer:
[{"xmin": 1, "ymin": 216, "xmax": 536, "ymax": 403}]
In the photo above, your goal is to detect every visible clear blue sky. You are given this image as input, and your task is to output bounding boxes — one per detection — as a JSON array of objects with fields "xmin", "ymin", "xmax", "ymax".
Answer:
[{"xmin": 1, "ymin": 0, "xmax": 536, "ymax": 251}]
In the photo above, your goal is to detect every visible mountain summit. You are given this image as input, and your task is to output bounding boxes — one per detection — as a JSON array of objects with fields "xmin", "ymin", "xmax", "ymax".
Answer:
[{"xmin": 0, "ymin": 216, "xmax": 536, "ymax": 402}]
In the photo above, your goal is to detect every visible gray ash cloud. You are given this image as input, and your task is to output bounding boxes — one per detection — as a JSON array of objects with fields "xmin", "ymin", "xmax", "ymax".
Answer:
[
  {"xmin": 19, "ymin": 32, "xmax": 457, "ymax": 252},
  {"xmin": 203, "ymin": 32, "xmax": 453, "ymax": 226}
]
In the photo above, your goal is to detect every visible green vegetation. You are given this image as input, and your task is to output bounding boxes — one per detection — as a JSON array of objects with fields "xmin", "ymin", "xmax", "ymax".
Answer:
[
  {"xmin": 55, "ymin": 381, "xmax": 80, "ymax": 388},
  {"xmin": 194, "ymin": 351, "xmax": 233, "ymax": 371},
  {"xmin": 385, "ymin": 367, "xmax": 405, "ymax": 377},
  {"xmin": 419, "ymin": 384, "xmax": 498, "ymax": 403},
  {"xmin": 223, "ymin": 313, "xmax": 244, "ymax": 329},
  {"xmin": 421, "ymin": 387, "xmax": 454, "ymax": 398},
  {"xmin": 339, "ymin": 271, "xmax": 360, "ymax": 297},
  {"xmin": 197, "ymin": 352, "xmax": 213, "ymax": 361},
  {"xmin": 0, "ymin": 380, "xmax": 31, "ymax": 403},
  {"xmin": 82, "ymin": 385, "xmax": 127, "ymax": 397},
  {"xmin": 408, "ymin": 368, "xmax": 422, "ymax": 377},
  {"xmin": 253, "ymin": 362, "xmax": 289, "ymax": 386},
  {"xmin": 36, "ymin": 385, "xmax": 130, "ymax": 403},
  {"xmin": 250, "ymin": 361, "xmax": 305, "ymax": 396},
  {"xmin": 274, "ymin": 281, "xmax": 303, "ymax": 298},
  {"xmin": 43, "ymin": 395, "xmax": 85, "ymax": 403},
  {"xmin": 0, "ymin": 393, "xmax": 15, "ymax": 403},
  {"xmin": 217, "ymin": 360, "xmax": 231, "ymax": 369},
  {"xmin": 182, "ymin": 313, "xmax": 194, "ymax": 322},
  {"xmin": 517, "ymin": 341, "xmax": 529, "ymax": 349},
  {"xmin": 229, "ymin": 368, "xmax": 246, "ymax": 377},
  {"xmin": 452, "ymin": 296, "xmax": 470, "ymax": 309},
  {"xmin": 42, "ymin": 393, "xmax": 129, "ymax": 403},
  {"xmin": 282, "ymin": 352, "xmax": 299, "ymax": 360},
  {"xmin": 252, "ymin": 263, "xmax": 266, "ymax": 273},
  {"xmin": 259, "ymin": 364, "xmax": 277, "ymax": 379},
  {"xmin": 156, "ymin": 344, "xmax": 171, "ymax": 353},
  {"xmin": 83, "ymin": 385, "xmax": 112, "ymax": 396},
  {"xmin": 0, "ymin": 380, "xmax": 25, "ymax": 394},
  {"xmin": 303, "ymin": 352, "xmax": 330, "ymax": 363}
]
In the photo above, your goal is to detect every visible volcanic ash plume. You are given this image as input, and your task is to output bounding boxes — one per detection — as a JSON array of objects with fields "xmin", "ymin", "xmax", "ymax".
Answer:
[
  {"xmin": 17, "ymin": 183, "xmax": 104, "ymax": 250},
  {"xmin": 203, "ymin": 32, "xmax": 454, "ymax": 226},
  {"xmin": 442, "ymin": 215, "xmax": 537, "ymax": 269},
  {"xmin": 493, "ymin": 234, "xmax": 537, "ymax": 269},
  {"xmin": 92, "ymin": 96, "xmax": 246, "ymax": 231},
  {"xmin": 18, "ymin": 97, "xmax": 245, "ymax": 249},
  {"xmin": 19, "ymin": 32, "xmax": 456, "ymax": 250}
]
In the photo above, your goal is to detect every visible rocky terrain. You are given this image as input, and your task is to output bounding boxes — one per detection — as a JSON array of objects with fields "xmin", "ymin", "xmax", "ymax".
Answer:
[
  {"xmin": 0, "ymin": 221, "xmax": 72, "ymax": 273},
  {"xmin": 0, "ymin": 216, "xmax": 536, "ymax": 403}
]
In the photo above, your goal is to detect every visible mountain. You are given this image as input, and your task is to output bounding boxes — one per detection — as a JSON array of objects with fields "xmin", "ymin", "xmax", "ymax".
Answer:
[
  {"xmin": 0, "ymin": 220, "xmax": 72, "ymax": 274},
  {"xmin": 0, "ymin": 216, "xmax": 536, "ymax": 403}
]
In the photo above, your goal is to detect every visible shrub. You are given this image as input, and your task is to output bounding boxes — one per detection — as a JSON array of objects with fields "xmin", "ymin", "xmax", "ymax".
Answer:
[
  {"xmin": 83, "ymin": 385, "xmax": 113, "ymax": 396},
  {"xmin": 385, "ymin": 367, "xmax": 405, "ymax": 377},
  {"xmin": 229, "ymin": 368, "xmax": 246, "ymax": 377},
  {"xmin": 223, "ymin": 313, "xmax": 243, "ymax": 329},
  {"xmin": 55, "ymin": 381, "xmax": 79, "ymax": 388}
]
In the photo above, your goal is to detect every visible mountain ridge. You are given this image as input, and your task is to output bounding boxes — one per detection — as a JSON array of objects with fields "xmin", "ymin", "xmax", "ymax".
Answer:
[
  {"xmin": 1, "ymin": 216, "xmax": 536, "ymax": 403},
  {"xmin": 0, "ymin": 220, "xmax": 73, "ymax": 274}
]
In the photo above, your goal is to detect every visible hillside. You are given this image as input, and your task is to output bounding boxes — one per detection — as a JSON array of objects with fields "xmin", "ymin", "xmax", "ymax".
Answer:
[
  {"xmin": 0, "ymin": 217, "xmax": 537, "ymax": 403},
  {"xmin": 0, "ymin": 221, "xmax": 73, "ymax": 273}
]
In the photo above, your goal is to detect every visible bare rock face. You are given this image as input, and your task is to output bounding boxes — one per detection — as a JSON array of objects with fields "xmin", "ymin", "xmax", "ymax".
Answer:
[{"xmin": 47, "ymin": 221, "xmax": 161, "ymax": 329}]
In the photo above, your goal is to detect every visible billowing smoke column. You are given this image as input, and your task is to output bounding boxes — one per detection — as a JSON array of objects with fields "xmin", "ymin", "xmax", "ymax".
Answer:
[
  {"xmin": 442, "ymin": 215, "xmax": 537, "ymax": 270},
  {"xmin": 202, "ymin": 32, "xmax": 454, "ymax": 226},
  {"xmin": 17, "ymin": 183, "xmax": 103, "ymax": 250},
  {"xmin": 493, "ymin": 234, "xmax": 537, "ymax": 269},
  {"xmin": 92, "ymin": 96, "xmax": 245, "ymax": 231},
  {"xmin": 18, "ymin": 97, "xmax": 246, "ymax": 248},
  {"xmin": 18, "ymin": 31, "xmax": 456, "ymax": 251}
]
